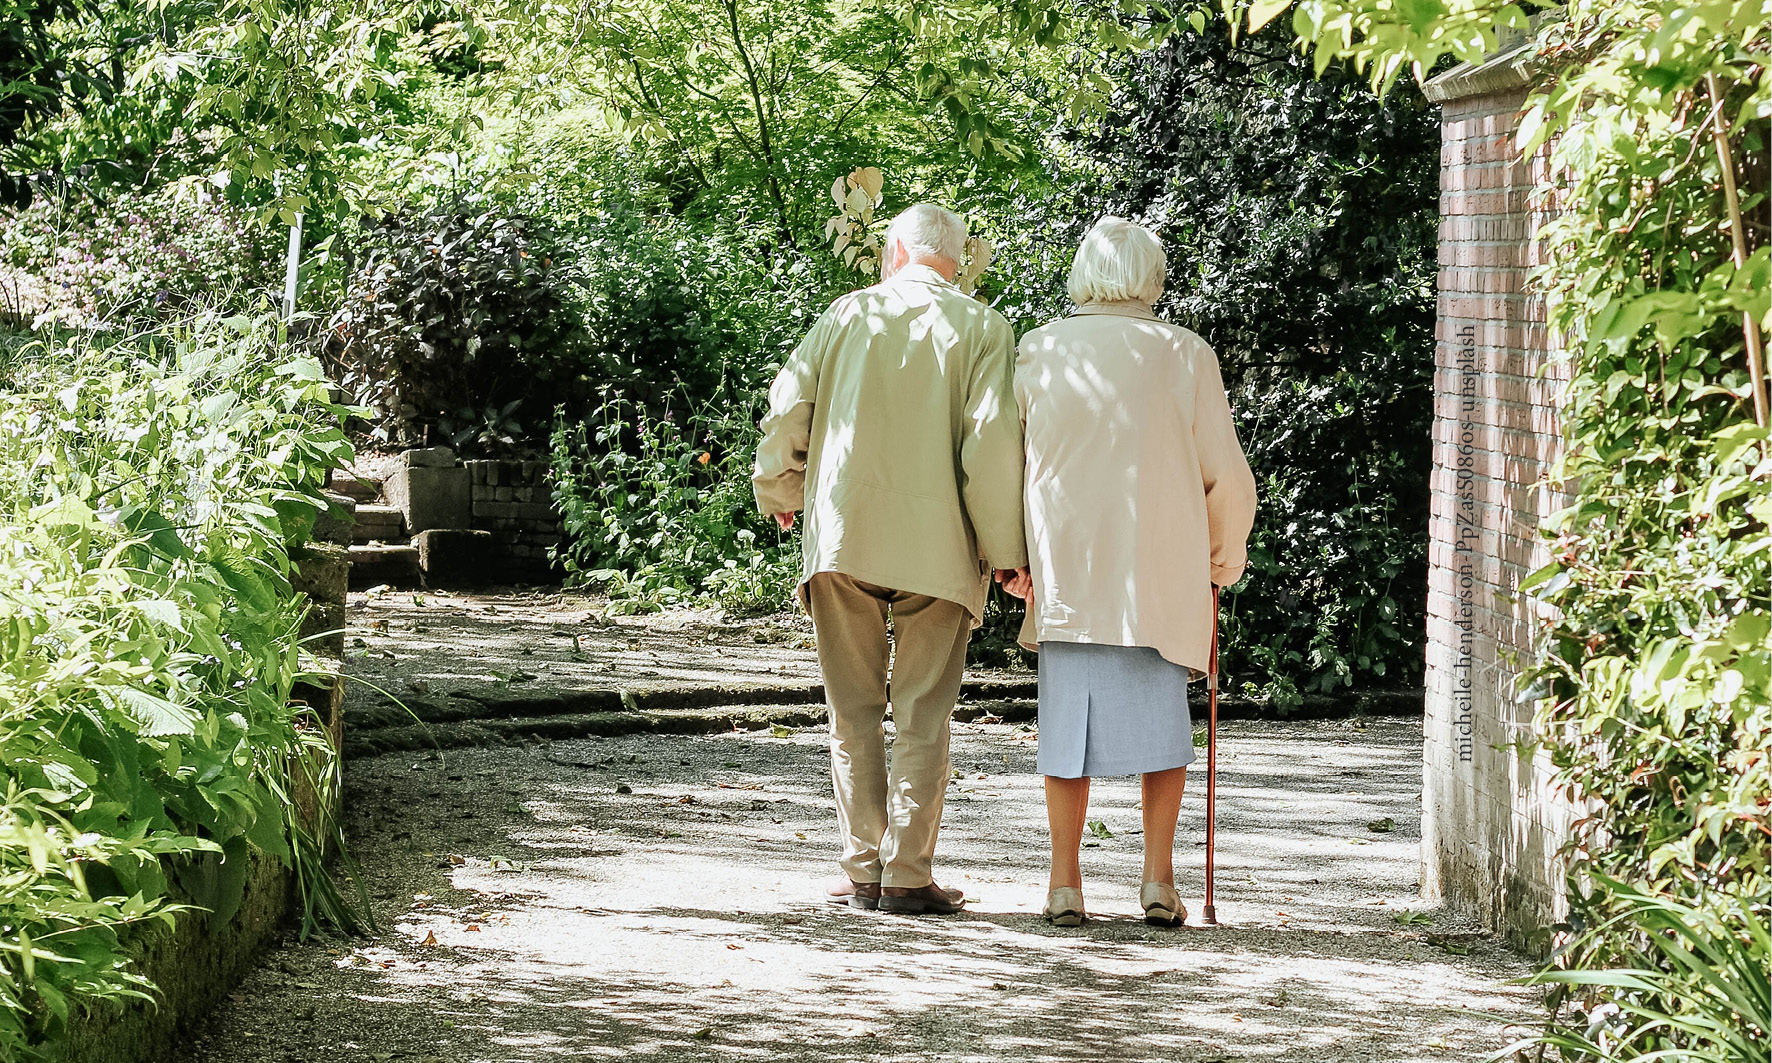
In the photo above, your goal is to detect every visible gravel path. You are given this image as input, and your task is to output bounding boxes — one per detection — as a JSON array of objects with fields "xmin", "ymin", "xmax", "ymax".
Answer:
[{"xmin": 180, "ymin": 716, "xmax": 1539, "ymax": 1062}]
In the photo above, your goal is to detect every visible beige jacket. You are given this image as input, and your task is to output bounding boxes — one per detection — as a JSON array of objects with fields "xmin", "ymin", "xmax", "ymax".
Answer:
[
  {"xmin": 752, "ymin": 264, "xmax": 1028, "ymax": 619},
  {"xmin": 1014, "ymin": 302, "xmax": 1257, "ymax": 675}
]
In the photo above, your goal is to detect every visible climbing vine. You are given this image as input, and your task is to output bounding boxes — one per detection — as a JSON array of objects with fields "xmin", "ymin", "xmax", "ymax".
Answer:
[{"xmin": 1279, "ymin": 0, "xmax": 1769, "ymax": 1055}]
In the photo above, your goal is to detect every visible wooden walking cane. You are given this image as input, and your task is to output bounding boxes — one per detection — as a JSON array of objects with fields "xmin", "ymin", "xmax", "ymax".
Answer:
[{"xmin": 1202, "ymin": 585, "xmax": 1220, "ymax": 926}]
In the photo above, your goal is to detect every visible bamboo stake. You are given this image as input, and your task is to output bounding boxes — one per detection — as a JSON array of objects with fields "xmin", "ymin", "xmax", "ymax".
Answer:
[{"xmin": 1707, "ymin": 72, "xmax": 1769, "ymax": 429}]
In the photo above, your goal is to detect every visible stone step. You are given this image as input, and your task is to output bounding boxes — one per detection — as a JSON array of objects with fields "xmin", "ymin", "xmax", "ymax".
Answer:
[
  {"xmin": 351, "ymin": 504, "xmax": 405, "ymax": 544},
  {"xmin": 312, "ymin": 492, "xmax": 358, "ymax": 547},
  {"xmin": 327, "ymin": 471, "xmax": 381, "ymax": 503},
  {"xmin": 348, "ymin": 544, "xmax": 421, "ymax": 589}
]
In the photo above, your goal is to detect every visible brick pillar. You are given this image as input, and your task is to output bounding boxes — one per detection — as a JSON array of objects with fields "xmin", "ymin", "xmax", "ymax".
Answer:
[{"xmin": 1421, "ymin": 56, "xmax": 1574, "ymax": 946}]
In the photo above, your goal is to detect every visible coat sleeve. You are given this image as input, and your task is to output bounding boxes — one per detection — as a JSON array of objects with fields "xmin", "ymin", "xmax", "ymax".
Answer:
[
  {"xmin": 959, "ymin": 313, "xmax": 1029, "ymax": 569},
  {"xmin": 1190, "ymin": 337, "xmax": 1257, "ymax": 587},
  {"xmin": 752, "ymin": 310, "xmax": 829, "ymax": 516}
]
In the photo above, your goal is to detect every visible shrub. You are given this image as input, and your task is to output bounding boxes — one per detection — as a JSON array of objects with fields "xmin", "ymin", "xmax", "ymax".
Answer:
[
  {"xmin": 1514, "ymin": 878, "xmax": 1768, "ymax": 1061},
  {"xmin": 0, "ymin": 187, "xmax": 279, "ymax": 327},
  {"xmin": 549, "ymin": 388, "xmax": 798, "ymax": 617},
  {"xmin": 0, "ymin": 313, "xmax": 360, "ymax": 1057},
  {"xmin": 326, "ymin": 200, "xmax": 587, "ymax": 451},
  {"xmin": 509, "ymin": 148, "xmax": 837, "ymax": 404},
  {"xmin": 1502, "ymin": 4, "xmax": 1770, "ymax": 1052},
  {"xmin": 980, "ymin": 28, "xmax": 1440, "ymax": 701}
]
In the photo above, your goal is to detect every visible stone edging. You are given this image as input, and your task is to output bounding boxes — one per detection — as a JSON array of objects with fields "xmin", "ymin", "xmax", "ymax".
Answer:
[{"xmin": 346, "ymin": 680, "xmax": 1423, "ymax": 758}]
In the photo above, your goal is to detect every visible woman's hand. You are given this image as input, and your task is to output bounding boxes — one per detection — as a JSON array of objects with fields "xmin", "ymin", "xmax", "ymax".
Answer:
[{"xmin": 995, "ymin": 566, "xmax": 1033, "ymax": 601}]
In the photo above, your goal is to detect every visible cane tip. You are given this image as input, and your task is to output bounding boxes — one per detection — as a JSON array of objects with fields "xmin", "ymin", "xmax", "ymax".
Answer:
[{"xmin": 1200, "ymin": 904, "xmax": 1218, "ymax": 926}]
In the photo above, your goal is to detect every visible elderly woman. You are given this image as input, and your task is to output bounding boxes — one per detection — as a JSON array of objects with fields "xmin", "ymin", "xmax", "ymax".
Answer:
[{"xmin": 1008, "ymin": 217, "xmax": 1257, "ymax": 927}]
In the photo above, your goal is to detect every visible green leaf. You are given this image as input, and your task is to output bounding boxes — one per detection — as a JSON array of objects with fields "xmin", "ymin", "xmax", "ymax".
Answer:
[
  {"xmin": 1246, "ymin": 0, "xmax": 1293, "ymax": 33},
  {"xmin": 244, "ymin": 806, "xmax": 292, "ymax": 864},
  {"xmin": 110, "ymin": 688, "xmax": 201, "ymax": 738},
  {"xmin": 121, "ymin": 508, "xmax": 189, "ymax": 559},
  {"xmin": 129, "ymin": 599, "xmax": 187, "ymax": 633}
]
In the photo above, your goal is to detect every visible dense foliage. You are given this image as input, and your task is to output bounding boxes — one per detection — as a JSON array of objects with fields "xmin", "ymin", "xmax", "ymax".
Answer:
[
  {"xmin": 1284, "ymin": 0, "xmax": 1768, "ymax": 1056},
  {"xmin": 0, "ymin": 315, "xmax": 361, "ymax": 1058},
  {"xmin": 1, "ymin": 186, "xmax": 277, "ymax": 326},
  {"xmin": 550, "ymin": 390, "xmax": 797, "ymax": 616},
  {"xmin": 327, "ymin": 199, "xmax": 582, "ymax": 449},
  {"xmin": 1513, "ymin": 5, "xmax": 1769, "ymax": 1057},
  {"xmin": 1038, "ymin": 28, "xmax": 1440, "ymax": 699}
]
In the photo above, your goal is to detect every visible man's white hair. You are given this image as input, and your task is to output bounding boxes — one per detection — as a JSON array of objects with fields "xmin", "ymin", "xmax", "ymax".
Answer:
[
  {"xmin": 1067, "ymin": 216, "xmax": 1166, "ymax": 305},
  {"xmin": 884, "ymin": 203, "xmax": 967, "ymax": 265}
]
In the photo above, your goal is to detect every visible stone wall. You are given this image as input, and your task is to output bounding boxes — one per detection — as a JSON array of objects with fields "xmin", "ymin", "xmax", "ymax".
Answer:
[
  {"xmin": 465, "ymin": 459, "xmax": 564, "ymax": 578},
  {"xmin": 342, "ymin": 449, "xmax": 566, "ymax": 587},
  {"xmin": 1420, "ymin": 51, "xmax": 1575, "ymax": 947},
  {"xmin": 61, "ymin": 670, "xmax": 343, "ymax": 1063}
]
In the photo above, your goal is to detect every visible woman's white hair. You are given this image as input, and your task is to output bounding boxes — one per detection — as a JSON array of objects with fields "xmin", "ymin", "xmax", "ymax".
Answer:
[
  {"xmin": 1067, "ymin": 216, "xmax": 1166, "ymax": 305},
  {"xmin": 884, "ymin": 203, "xmax": 967, "ymax": 265}
]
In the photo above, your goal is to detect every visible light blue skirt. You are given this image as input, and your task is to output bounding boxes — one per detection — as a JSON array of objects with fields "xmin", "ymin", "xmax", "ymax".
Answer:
[{"xmin": 1036, "ymin": 641, "xmax": 1196, "ymax": 779}]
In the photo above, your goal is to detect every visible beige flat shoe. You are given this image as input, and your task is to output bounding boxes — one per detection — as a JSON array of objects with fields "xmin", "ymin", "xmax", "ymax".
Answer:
[
  {"xmin": 1043, "ymin": 887, "xmax": 1086, "ymax": 927},
  {"xmin": 1141, "ymin": 881, "xmax": 1187, "ymax": 927}
]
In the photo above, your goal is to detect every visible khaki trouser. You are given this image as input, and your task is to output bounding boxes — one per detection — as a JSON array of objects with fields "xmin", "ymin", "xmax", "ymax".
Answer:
[{"xmin": 805, "ymin": 572, "xmax": 972, "ymax": 888}]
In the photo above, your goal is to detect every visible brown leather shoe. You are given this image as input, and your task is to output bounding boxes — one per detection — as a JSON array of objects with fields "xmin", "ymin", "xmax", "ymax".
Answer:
[
  {"xmin": 878, "ymin": 882, "xmax": 966, "ymax": 915},
  {"xmin": 825, "ymin": 876, "xmax": 881, "ymax": 910}
]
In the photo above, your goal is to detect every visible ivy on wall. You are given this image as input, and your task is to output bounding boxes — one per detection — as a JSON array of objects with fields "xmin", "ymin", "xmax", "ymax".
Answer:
[{"xmin": 1277, "ymin": 0, "xmax": 1769, "ymax": 1054}]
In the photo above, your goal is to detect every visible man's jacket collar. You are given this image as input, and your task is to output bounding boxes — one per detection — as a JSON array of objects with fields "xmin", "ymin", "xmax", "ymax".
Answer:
[{"xmin": 886, "ymin": 263, "xmax": 958, "ymax": 289}]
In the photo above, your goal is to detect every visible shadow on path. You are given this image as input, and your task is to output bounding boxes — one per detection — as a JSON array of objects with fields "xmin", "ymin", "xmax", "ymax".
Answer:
[{"xmin": 180, "ymin": 718, "xmax": 1537, "ymax": 1063}]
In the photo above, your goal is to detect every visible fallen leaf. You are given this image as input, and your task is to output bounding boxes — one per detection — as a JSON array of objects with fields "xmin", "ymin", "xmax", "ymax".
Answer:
[
  {"xmin": 770, "ymin": 724, "xmax": 792, "ymax": 738},
  {"xmin": 691, "ymin": 1027, "xmax": 714, "ymax": 1040},
  {"xmin": 1086, "ymin": 819, "xmax": 1113, "ymax": 840},
  {"xmin": 1367, "ymin": 817, "xmax": 1395, "ymax": 833},
  {"xmin": 420, "ymin": 931, "xmax": 438, "ymax": 947}
]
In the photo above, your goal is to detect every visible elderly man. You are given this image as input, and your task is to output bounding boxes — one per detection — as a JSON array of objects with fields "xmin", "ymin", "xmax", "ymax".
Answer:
[{"xmin": 753, "ymin": 203, "xmax": 1027, "ymax": 915}]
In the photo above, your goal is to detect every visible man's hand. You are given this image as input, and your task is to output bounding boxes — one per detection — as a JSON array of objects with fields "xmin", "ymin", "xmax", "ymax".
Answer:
[
  {"xmin": 773, "ymin": 512, "xmax": 795, "ymax": 531},
  {"xmin": 994, "ymin": 566, "xmax": 1032, "ymax": 601}
]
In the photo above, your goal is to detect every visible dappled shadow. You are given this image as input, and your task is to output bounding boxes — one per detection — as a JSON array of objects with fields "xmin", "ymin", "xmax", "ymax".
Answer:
[{"xmin": 180, "ymin": 719, "xmax": 1537, "ymax": 1063}]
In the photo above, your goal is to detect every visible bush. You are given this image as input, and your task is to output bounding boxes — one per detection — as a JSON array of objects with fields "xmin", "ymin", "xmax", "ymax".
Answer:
[
  {"xmin": 549, "ymin": 388, "xmax": 798, "ymax": 617},
  {"xmin": 509, "ymin": 145, "xmax": 837, "ymax": 404},
  {"xmin": 980, "ymin": 28, "xmax": 1439, "ymax": 701},
  {"xmin": 0, "ymin": 314, "xmax": 360, "ymax": 1057},
  {"xmin": 0, "ymin": 187, "xmax": 279, "ymax": 327},
  {"xmin": 325, "ymin": 150, "xmax": 838, "ymax": 456},
  {"xmin": 1515, "ymin": 878, "xmax": 1768, "ymax": 1061},
  {"xmin": 326, "ymin": 200, "xmax": 586, "ymax": 451}
]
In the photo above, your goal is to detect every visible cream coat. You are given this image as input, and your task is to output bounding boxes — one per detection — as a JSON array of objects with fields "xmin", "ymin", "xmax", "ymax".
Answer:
[
  {"xmin": 752, "ymin": 264, "xmax": 1028, "ymax": 620},
  {"xmin": 1014, "ymin": 302, "xmax": 1257, "ymax": 676}
]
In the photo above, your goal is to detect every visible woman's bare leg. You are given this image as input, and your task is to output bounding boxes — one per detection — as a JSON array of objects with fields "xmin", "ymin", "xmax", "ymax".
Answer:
[
  {"xmin": 1044, "ymin": 775, "xmax": 1091, "ymax": 891},
  {"xmin": 1140, "ymin": 766, "xmax": 1188, "ymax": 885}
]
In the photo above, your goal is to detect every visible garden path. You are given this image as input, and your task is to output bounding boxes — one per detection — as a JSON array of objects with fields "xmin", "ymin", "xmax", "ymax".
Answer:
[{"xmin": 182, "ymin": 593, "xmax": 1538, "ymax": 1062}]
